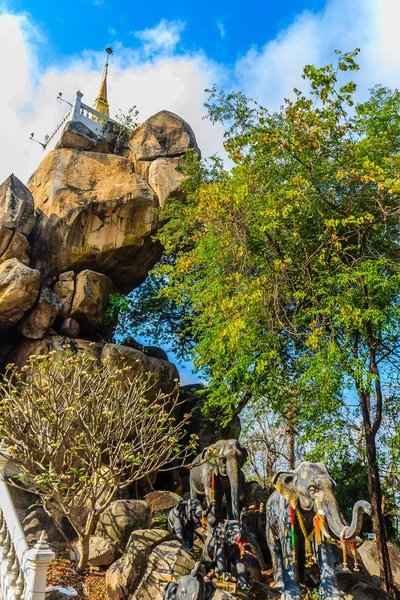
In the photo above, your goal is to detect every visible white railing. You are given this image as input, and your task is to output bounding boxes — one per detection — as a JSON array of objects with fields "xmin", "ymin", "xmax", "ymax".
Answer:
[
  {"xmin": 43, "ymin": 107, "xmax": 73, "ymax": 150},
  {"xmin": 70, "ymin": 90, "xmax": 119, "ymax": 136},
  {"xmin": 0, "ymin": 450, "xmax": 55, "ymax": 600}
]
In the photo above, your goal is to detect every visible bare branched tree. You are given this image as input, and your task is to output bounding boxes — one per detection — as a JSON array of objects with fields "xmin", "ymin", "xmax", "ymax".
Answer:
[{"xmin": 0, "ymin": 349, "xmax": 195, "ymax": 572}]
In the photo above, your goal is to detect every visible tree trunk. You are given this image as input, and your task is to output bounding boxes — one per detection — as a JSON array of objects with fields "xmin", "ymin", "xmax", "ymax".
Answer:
[
  {"xmin": 76, "ymin": 533, "xmax": 90, "ymax": 574},
  {"xmin": 359, "ymin": 390, "xmax": 394, "ymax": 595},
  {"xmin": 286, "ymin": 411, "xmax": 296, "ymax": 470}
]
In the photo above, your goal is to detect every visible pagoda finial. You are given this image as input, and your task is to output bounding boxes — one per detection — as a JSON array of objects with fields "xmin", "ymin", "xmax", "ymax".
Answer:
[{"xmin": 93, "ymin": 47, "xmax": 113, "ymax": 117}]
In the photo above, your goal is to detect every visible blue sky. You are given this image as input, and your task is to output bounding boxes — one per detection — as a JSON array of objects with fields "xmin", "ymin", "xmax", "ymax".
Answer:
[
  {"xmin": 1, "ymin": 0, "xmax": 399, "ymax": 187},
  {"xmin": 1, "ymin": 0, "xmax": 399, "ymax": 383},
  {"xmin": 7, "ymin": 0, "xmax": 326, "ymax": 68}
]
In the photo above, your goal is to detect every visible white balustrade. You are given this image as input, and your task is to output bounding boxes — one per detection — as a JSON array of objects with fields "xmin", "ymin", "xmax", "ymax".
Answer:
[
  {"xmin": 0, "ymin": 449, "xmax": 55, "ymax": 600},
  {"xmin": 41, "ymin": 89, "xmax": 119, "ymax": 151},
  {"xmin": 70, "ymin": 90, "xmax": 119, "ymax": 136}
]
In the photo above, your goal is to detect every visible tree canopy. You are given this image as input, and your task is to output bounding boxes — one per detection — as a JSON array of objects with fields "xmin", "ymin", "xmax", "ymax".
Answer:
[{"xmin": 117, "ymin": 49, "xmax": 400, "ymax": 591}]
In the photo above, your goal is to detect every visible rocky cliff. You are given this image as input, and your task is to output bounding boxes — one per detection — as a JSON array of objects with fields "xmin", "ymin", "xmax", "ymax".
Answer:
[{"xmin": 0, "ymin": 110, "xmax": 200, "ymax": 390}]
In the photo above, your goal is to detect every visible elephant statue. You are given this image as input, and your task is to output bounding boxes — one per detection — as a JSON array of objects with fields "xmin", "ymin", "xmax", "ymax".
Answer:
[
  {"xmin": 164, "ymin": 562, "xmax": 206, "ymax": 600},
  {"xmin": 190, "ymin": 439, "xmax": 248, "ymax": 521},
  {"xmin": 168, "ymin": 499, "xmax": 204, "ymax": 549},
  {"xmin": 203, "ymin": 519, "xmax": 261, "ymax": 589},
  {"xmin": 266, "ymin": 461, "xmax": 373, "ymax": 600}
]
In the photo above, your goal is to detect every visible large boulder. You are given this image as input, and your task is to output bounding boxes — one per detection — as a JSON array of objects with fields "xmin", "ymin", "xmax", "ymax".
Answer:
[
  {"xmin": 179, "ymin": 384, "xmax": 241, "ymax": 450},
  {"xmin": 57, "ymin": 120, "xmax": 100, "ymax": 152},
  {"xmin": 106, "ymin": 529, "xmax": 173, "ymax": 600},
  {"xmin": 101, "ymin": 343, "xmax": 179, "ymax": 396},
  {"xmin": 0, "ymin": 174, "xmax": 35, "ymax": 235},
  {"xmin": 28, "ymin": 149, "xmax": 160, "ymax": 290},
  {"xmin": 144, "ymin": 491, "xmax": 182, "ymax": 522},
  {"xmin": 22, "ymin": 506, "xmax": 67, "ymax": 546},
  {"xmin": 95, "ymin": 500, "xmax": 151, "ymax": 551},
  {"xmin": 6, "ymin": 334, "xmax": 103, "ymax": 369},
  {"xmin": 0, "ymin": 229, "xmax": 30, "ymax": 265},
  {"xmin": 132, "ymin": 540, "xmax": 195, "ymax": 600},
  {"xmin": 72, "ymin": 536, "xmax": 120, "ymax": 567},
  {"xmin": 70, "ymin": 269, "xmax": 113, "ymax": 331},
  {"xmin": 128, "ymin": 111, "xmax": 200, "ymax": 161},
  {"xmin": 58, "ymin": 317, "xmax": 81, "ymax": 338},
  {"xmin": 0, "ymin": 227, "xmax": 13, "ymax": 256},
  {"xmin": 0, "ymin": 258, "xmax": 40, "ymax": 330},
  {"xmin": 53, "ymin": 271, "xmax": 75, "ymax": 318},
  {"xmin": 135, "ymin": 157, "xmax": 185, "ymax": 208},
  {"xmin": 18, "ymin": 286, "xmax": 60, "ymax": 339},
  {"xmin": 244, "ymin": 481, "xmax": 269, "ymax": 507},
  {"xmin": 337, "ymin": 571, "xmax": 394, "ymax": 600},
  {"xmin": 357, "ymin": 541, "xmax": 400, "ymax": 590}
]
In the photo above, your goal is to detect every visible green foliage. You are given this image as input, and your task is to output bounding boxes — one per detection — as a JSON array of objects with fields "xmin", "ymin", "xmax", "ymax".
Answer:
[
  {"xmin": 102, "ymin": 106, "xmax": 139, "ymax": 155},
  {"xmin": 141, "ymin": 50, "xmax": 400, "ymax": 432},
  {"xmin": 106, "ymin": 291, "xmax": 131, "ymax": 325},
  {"xmin": 152, "ymin": 513, "xmax": 168, "ymax": 529}
]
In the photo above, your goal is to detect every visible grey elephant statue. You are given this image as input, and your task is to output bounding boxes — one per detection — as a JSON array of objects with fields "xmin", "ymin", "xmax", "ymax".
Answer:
[
  {"xmin": 266, "ymin": 461, "xmax": 373, "ymax": 600},
  {"xmin": 164, "ymin": 562, "xmax": 205, "ymax": 600},
  {"xmin": 190, "ymin": 439, "xmax": 248, "ymax": 521},
  {"xmin": 168, "ymin": 499, "xmax": 205, "ymax": 549},
  {"xmin": 203, "ymin": 519, "xmax": 261, "ymax": 589}
]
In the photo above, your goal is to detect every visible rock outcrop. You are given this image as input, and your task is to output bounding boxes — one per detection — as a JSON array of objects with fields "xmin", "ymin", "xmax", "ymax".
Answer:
[
  {"xmin": 101, "ymin": 343, "xmax": 179, "ymax": 395},
  {"xmin": 56, "ymin": 120, "xmax": 109, "ymax": 153},
  {"xmin": 28, "ymin": 149, "xmax": 159, "ymax": 290},
  {"xmin": 0, "ymin": 259, "xmax": 40, "ymax": 330},
  {"xmin": 0, "ymin": 112, "xmax": 203, "ymax": 592},
  {"xmin": 70, "ymin": 269, "xmax": 113, "ymax": 332},
  {"xmin": 0, "ymin": 174, "xmax": 35, "ymax": 235},
  {"xmin": 357, "ymin": 541, "xmax": 400, "ymax": 590},
  {"xmin": 128, "ymin": 111, "xmax": 200, "ymax": 161},
  {"xmin": 18, "ymin": 286, "xmax": 60, "ymax": 339}
]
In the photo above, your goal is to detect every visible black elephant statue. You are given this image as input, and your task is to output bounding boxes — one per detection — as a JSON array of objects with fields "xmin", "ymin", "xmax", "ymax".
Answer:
[
  {"xmin": 203, "ymin": 519, "xmax": 261, "ymax": 589},
  {"xmin": 164, "ymin": 562, "xmax": 206, "ymax": 600},
  {"xmin": 266, "ymin": 461, "xmax": 373, "ymax": 600},
  {"xmin": 190, "ymin": 439, "xmax": 248, "ymax": 521},
  {"xmin": 168, "ymin": 499, "xmax": 204, "ymax": 549}
]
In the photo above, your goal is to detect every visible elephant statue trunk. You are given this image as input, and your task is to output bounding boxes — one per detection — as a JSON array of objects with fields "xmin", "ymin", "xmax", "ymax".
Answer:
[
  {"xmin": 323, "ymin": 499, "xmax": 373, "ymax": 540},
  {"xmin": 227, "ymin": 455, "xmax": 240, "ymax": 521}
]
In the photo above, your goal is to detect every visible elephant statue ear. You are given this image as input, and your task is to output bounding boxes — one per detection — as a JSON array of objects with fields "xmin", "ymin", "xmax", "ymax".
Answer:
[
  {"xmin": 272, "ymin": 470, "xmax": 298, "ymax": 508},
  {"xmin": 177, "ymin": 501, "xmax": 186, "ymax": 515},
  {"xmin": 239, "ymin": 446, "xmax": 249, "ymax": 467},
  {"xmin": 316, "ymin": 462, "xmax": 337, "ymax": 487},
  {"xmin": 185, "ymin": 501, "xmax": 192, "ymax": 521},
  {"xmin": 202, "ymin": 446, "xmax": 219, "ymax": 475},
  {"xmin": 215, "ymin": 523, "xmax": 225, "ymax": 540},
  {"xmin": 164, "ymin": 582, "xmax": 178, "ymax": 600}
]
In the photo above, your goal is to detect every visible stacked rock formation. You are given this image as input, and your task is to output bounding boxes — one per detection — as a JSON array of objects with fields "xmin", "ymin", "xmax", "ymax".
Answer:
[{"xmin": 0, "ymin": 110, "xmax": 200, "ymax": 389}]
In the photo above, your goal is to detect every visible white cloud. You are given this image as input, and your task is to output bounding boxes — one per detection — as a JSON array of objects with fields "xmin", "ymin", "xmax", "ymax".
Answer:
[
  {"xmin": 0, "ymin": 13, "xmax": 225, "ymax": 183},
  {"xmin": 133, "ymin": 19, "xmax": 185, "ymax": 55},
  {"xmin": 1, "ymin": 0, "xmax": 400, "ymax": 186},
  {"xmin": 234, "ymin": 0, "xmax": 400, "ymax": 110},
  {"xmin": 217, "ymin": 22, "xmax": 226, "ymax": 39}
]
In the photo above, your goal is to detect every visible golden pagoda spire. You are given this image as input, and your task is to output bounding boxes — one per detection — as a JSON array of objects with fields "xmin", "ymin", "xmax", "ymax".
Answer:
[{"xmin": 93, "ymin": 47, "xmax": 113, "ymax": 117}]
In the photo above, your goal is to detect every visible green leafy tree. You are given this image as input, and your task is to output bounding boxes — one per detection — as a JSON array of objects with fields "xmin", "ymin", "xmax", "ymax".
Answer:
[
  {"xmin": 128, "ymin": 50, "xmax": 400, "ymax": 592},
  {"xmin": 0, "ymin": 350, "xmax": 194, "ymax": 573},
  {"xmin": 102, "ymin": 106, "xmax": 139, "ymax": 154}
]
